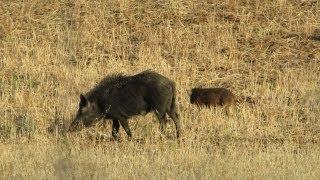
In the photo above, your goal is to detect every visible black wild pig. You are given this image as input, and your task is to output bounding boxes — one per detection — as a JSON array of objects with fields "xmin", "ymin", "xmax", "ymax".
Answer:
[{"xmin": 69, "ymin": 70, "xmax": 181, "ymax": 139}]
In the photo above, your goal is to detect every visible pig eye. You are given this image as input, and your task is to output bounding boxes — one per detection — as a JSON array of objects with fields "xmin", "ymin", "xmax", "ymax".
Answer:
[{"xmin": 91, "ymin": 103, "xmax": 98, "ymax": 110}]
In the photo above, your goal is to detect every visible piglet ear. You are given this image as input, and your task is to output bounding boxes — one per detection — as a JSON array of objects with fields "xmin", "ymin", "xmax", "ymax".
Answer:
[{"xmin": 79, "ymin": 94, "xmax": 88, "ymax": 107}]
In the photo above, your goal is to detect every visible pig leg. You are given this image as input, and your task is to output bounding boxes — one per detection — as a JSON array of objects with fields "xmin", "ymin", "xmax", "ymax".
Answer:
[
  {"xmin": 155, "ymin": 111, "xmax": 167, "ymax": 135},
  {"xmin": 111, "ymin": 119, "xmax": 120, "ymax": 140},
  {"xmin": 119, "ymin": 119, "xmax": 132, "ymax": 138}
]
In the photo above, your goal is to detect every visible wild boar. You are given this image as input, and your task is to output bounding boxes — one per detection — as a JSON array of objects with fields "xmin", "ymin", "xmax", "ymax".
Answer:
[
  {"xmin": 69, "ymin": 70, "xmax": 181, "ymax": 139},
  {"xmin": 190, "ymin": 88, "xmax": 236, "ymax": 108}
]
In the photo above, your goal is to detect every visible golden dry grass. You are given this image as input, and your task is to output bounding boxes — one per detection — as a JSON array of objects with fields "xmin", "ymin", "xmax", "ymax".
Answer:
[{"xmin": 0, "ymin": 0, "xmax": 320, "ymax": 179}]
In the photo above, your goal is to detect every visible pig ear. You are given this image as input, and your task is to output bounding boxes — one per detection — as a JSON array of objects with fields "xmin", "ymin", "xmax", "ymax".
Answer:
[{"xmin": 79, "ymin": 94, "xmax": 88, "ymax": 107}]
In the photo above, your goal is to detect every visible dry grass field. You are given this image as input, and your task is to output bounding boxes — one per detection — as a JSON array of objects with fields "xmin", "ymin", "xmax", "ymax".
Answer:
[{"xmin": 1, "ymin": 0, "xmax": 320, "ymax": 179}]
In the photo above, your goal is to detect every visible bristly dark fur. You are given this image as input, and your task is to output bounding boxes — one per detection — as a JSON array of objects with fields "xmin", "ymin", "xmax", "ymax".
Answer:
[
  {"xmin": 190, "ymin": 87, "xmax": 255, "ymax": 108},
  {"xmin": 69, "ymin": 70, "xmax": 181, "ymax": 139},
  {"xmin": 190, "ymin": 88, "xmax": 236, "ymax": 107},
  {"xmin": 85, "ymin": 74, "xmax": 129, "ymax": 101}
]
